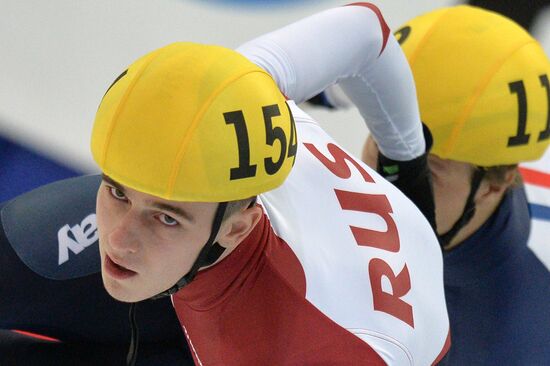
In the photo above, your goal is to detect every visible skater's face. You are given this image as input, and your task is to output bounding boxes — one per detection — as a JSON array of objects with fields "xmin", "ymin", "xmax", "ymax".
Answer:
[{"xmin": 96, "ymin": 175, "xmax": 219, "ymax": 302}]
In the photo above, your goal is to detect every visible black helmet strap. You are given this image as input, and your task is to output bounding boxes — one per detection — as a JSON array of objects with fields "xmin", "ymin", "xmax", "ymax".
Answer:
[
  {"xmin": 150, "ymin": 201, "xmax": 229, "ymax": 299},
  {"xmin": 126, "ymin": 202, "xmax": 228, "ymax": 365},
  {"xmin": 438, "ymin": 168, "xmax": 486, "ymax": 248}
]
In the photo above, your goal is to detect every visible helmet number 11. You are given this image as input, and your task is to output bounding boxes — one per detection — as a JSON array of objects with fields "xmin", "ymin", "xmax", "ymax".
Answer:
[{"xmin": 508, "ymin": 74, "xmax": 550, "ymax": 147}]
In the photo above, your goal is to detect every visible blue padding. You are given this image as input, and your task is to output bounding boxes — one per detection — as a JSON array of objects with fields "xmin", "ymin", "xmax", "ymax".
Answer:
[
  {"xmin": 0, "ymin": 136, "xmax": 81, "ymax": 202},
  {"xmin": 529, "ymin": 203, "xmax": 550, "ymax": 221},
  {"xmin": 1, "ymin": 175, "xmax": 102, "ymax": 280}
]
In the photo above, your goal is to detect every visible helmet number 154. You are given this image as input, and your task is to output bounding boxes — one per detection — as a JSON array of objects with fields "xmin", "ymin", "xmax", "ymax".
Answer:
[{"xmin": 224, "ymin": 103, "xmax": 298, "ymax": 180}]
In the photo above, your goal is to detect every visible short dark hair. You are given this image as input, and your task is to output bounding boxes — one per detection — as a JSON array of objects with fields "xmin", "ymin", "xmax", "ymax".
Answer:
[
  {"xmin": 222, "ymin": 196, "xmax": 257, "ymax": 222},
  {"xmin": 483, "ymin": 164, "xmax": 521, "ymax": 188}
]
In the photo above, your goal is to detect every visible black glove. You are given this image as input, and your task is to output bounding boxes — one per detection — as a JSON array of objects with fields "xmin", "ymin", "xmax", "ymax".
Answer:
[{"xmin": 377, "ymin": 124, "xmax": 437, "ymax": 233}]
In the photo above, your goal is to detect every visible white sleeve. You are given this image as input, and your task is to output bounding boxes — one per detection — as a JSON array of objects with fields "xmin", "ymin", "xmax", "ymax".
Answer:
[{"xmin": 237, "ymin": 4, "xmax": 424, "ymax": 161}]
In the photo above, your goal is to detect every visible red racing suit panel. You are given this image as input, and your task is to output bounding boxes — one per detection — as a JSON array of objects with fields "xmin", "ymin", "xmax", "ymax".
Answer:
[{"xmin": 174, "ymin": 213, "xmax": 386, "ymax": 365}]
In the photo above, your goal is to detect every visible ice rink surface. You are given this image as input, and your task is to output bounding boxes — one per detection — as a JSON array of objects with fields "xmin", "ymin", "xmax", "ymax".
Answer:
[{"xmin": 1, "ymin": 0, "xmax": 463, "ymax": 171}]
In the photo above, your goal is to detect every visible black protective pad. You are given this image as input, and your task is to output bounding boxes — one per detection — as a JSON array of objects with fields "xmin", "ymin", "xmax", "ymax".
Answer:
[
  {"xmin": 467, "ymin": 0, "xmax": 550, "ymax": 31},
  {"xmin": 1, "ymin": 175, "xmax": 102, "ymax": 280}
]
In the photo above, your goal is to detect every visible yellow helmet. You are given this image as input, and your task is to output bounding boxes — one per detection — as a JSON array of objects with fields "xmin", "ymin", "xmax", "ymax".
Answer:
[
  {"xmin": 91, "ymin": 42, "xmax": 296, "ymax": 202},
  {"xmin": 397, "ymin": 5, "xmax": 550, "ymax": 167}
]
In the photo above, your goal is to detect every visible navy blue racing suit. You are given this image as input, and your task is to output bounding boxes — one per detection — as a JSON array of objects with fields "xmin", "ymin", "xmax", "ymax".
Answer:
[{"xmin": 0, "ymin": 175, "xmax": 193, "ymax": 366}]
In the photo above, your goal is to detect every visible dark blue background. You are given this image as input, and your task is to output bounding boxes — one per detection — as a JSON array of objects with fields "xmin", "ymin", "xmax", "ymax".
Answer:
[{"xmin": 0, "ymin": 136, "xmax": 80, "ymax": 203}]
